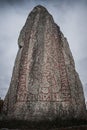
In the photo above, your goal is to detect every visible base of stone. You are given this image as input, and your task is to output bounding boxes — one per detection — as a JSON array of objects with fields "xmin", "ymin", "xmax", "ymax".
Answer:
[
  {"xmin": 0, "ymin": 119, "xmax": 87, "ymax": 129},
  {"xmin": 0, "ymin": 126, "xmax": 87, "ymax": 130}
]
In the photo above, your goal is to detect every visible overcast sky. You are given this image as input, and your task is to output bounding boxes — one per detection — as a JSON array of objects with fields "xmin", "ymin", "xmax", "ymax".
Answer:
[{"xmin": 0, "ymin": 0, "xmax": 87, "ymax": 101}]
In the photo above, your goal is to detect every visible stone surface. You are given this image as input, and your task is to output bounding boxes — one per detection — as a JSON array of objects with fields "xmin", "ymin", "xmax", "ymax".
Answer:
[
  {"xmin": 0, "ymin": 99, "xmax": 3, "ymax": 113},
  {"xmin": 3, "ymin": 5, "xmax": 86, "ymax": 121},
  {"xmin": 1, "ymin": 126, "xmax": 87, "ymax": 130}
]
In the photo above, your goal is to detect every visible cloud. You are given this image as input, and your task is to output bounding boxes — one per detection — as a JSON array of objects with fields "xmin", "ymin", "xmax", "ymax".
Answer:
[
  {"xmin": 0, "ymin": 0, "xmax": 87, "ymax": 101},
  {"xmin": 77, "ymin": 58, "xmax": 87, "ymax": 84}
]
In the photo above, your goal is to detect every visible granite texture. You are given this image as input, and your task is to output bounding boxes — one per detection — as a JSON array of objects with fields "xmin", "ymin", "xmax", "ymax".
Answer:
[{"xmin": 3, "ymin": 5, "xmax": 86, "ymax": 121}]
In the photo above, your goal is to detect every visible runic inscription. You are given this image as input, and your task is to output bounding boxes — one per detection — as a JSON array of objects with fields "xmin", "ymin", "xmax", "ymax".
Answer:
[{"xmin": 3, "ymin": 5, "xmax": 86, "ymax": 120}]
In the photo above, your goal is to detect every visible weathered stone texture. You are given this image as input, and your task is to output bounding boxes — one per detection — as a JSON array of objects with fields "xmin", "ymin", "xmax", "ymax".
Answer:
[
  {"xmin": 0, "ymin": 99, "xmax": 3, "ymax": 114},
  {"xmin": 3, "ymin": 5, "xmax": 86, "ymax": 121}
]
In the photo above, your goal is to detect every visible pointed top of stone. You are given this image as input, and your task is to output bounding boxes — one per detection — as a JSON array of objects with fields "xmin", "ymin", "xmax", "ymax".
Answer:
[
  {"xmin": 34, "ymin": 5, "xmax": 47, "ymax": 10},
  {"xmin": 32, "ymin": 5, "xmax": 48, "ymax": 13}
]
